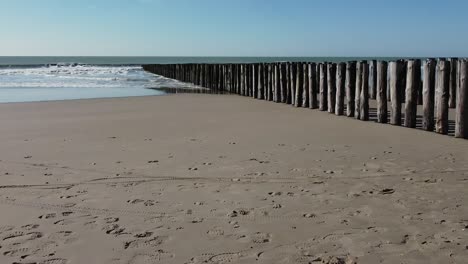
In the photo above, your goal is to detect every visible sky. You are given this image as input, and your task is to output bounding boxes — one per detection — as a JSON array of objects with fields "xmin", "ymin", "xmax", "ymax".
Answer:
[{"xmin": 0, "ymin": 0, "xmax": 467, "ymax": 57}]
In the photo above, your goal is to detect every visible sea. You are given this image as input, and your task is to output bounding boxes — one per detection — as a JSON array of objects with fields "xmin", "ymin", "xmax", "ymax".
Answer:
[{"xmin": 0, "ymin": 56, "xmax": 402, "ymax": 103}]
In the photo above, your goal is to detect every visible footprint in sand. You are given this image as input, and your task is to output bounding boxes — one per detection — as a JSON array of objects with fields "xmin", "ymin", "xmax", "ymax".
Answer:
[
  {"xmin": 0, "ymin": 226, "xmax": 15, "ymax": 234},
  {"xmin": 123, "ymin": 236, "xmax": 168, "ymax": 250},
  {"xmin": 126, "ymin": 251, "xmax": 174, "ymax": 264},
  {"xmin": 2, "ymin": 231, "xmax": 43, "ymax": 244},
  {"xmin": 104, "ymin": 217, "xmax": 119, "ymax": 224},
  {"xmin": 47, "ymin": 231, "xmax": 75, "ymax": 241},
  {"xmin": 33, "ymin": 240, "xmax": 59, "ymax": 256},
  {"xmin": 21, "ymin": 224, "xmax": 40, "ymax": 230},
  {"xmin": 37, "ymin": 258, "xmax": 68, "ymax": 264},
  {"xmin": 102, "ymin": 224, "xmax": 126, "ymax": 235},
  {"xmin": 207, "ymin": 227, "xmax": 225, "ymax": 238},
  {"xmin": 127, "ymin": 199, "xmax": 156, "ymax": 206},
  {"xmin": 3, "ymin": 247, "xmax": 30, "ymax": 258},
  {"xmin": 251, "ymin": 232, "xmax": 272, "ymax": 243},
  {"xmin": 39, "ymin": 213, "xmax": 57, "ymax": 220},
  {"xmin": 134, "ymin": 231, "xmax": 153, "ymax": 238}
]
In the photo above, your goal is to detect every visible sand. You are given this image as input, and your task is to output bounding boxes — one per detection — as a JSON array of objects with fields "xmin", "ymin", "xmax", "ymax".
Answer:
[{"xmin": 0, "ymin": 94, "xmax": 467, "ymax": 264}]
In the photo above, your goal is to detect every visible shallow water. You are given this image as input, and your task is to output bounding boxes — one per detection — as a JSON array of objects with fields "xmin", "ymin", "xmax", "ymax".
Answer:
[{"xmin": 0, "ymin": 63, "xmax": 200, "ymax": 103}]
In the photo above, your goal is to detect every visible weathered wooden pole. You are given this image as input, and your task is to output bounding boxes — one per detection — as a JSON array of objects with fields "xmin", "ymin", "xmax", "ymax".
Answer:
[
  {"xmin": 346, "ymin": 61, "xmax": 356, "ymax": 117},
  {"xmin": 355, "ymin": 61, "xmax": 363, "ymax": 119},
  {"xmin": 245, "ymin": 64, "xmax": 250, "ymax": 96},
  {"xmin": 302, "ymin": 63, "xmax": 309, "ymax": 107},
  {"xmin": 295, "ymin": 62, "xmax": 304, "ymax": 107},
  {"xmin": 232, "ymin": 64, "xmax": 236, "ymax": 93},
  {"xmin": 200, "ymin": 64, "xmax": 205, "ymax": 87},
  {"xmin": 271, "ymin": 64, "xmax": 276, "ymax": 102},
  {"xmin": 290, "ymin": 63, "xmax": 296, "ymax": 105},
  {"xmin": 422, "ymin": 58, "xmax": 436, "ymax": 131},
  {"xmin": 319, "ymin": 63, "xmax": 328, "ymax": 111},
  {"xmin": 264, "ymin": 64, "xmax": 270, "ymax": 100},
  {"xmin": 404, "ymin": 59, "xmax": 421, "ymax": 128},
  {"xmin": 455, "ymin": 59, "xmax": 468, "ymax": 138},
  {"xmin": 435, "ymin": 59, "xmax": 450, "ymax": 134},
  {"xmin": 360, "ymin": 61, "xmax": 369, "ymax": 120},
  {"xmin": 251, "ymin": 64, "xmax": 256, "ymax": 98},
  {"xmin": 377, "ymin": 61, "xmax": 388, "ymax": 123},
  {"xmin": 449, "ymin": 58, "xmax": 458, "ymax": 108},
  {"xmin": 285, "ymin": 63, "xmax": 291, "ymax": 104},
  {"xmin": 270, "ymin": 64, "xmax": 275, "ymax": 101},
  {"xmin": 245, "ymin": 63, "xmax": 249, "ymax": 96},
  {"xmin": 275, "ymin": 63, "xmax": 281, "ymax": 103},
  {"xmin": 241, "ymin": 64, "xmax": 246, "ymax": 95},
  {"xmin": 327, "ymin": 63, "xmax": 336, "ymax": 113},
  {"xmin": 369, "ymin": 60, "xmax": 377, "ymax": 100},
  {"xmin": 271, "ymin": 63, "xmax": 275, "ymax": 101},
  {"xmin": 309, "ymin": 63, "xmax": 318, "ymax": 109},
  {"xmin": 390, "ymin": 60, "xmax": 404, "ymax": 125},
  {"xmin": 335, "ymin": 62, "xmax": 346, "ymax": 115},
  {"xmin": 237, "ymin": 64, "xmax": 242, "ymax": 94},
  {"xmin": 258, "ymin": 64, "xmax": 264, "ymax": 100},
  {"xmin": 281, "ymin": 63, "xmax": 287, "ymax": 103}
]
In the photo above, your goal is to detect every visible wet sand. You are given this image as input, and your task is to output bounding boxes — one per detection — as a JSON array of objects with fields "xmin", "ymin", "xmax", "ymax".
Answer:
[{"xmin": 0, "ymin": 94, "xmax": 467, "ymax": 264}]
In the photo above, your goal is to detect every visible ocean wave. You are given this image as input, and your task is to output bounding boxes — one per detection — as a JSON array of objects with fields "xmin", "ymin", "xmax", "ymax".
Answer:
[{"xmin": 0, "ymin": 64, "xmax": 202, "ymax": 90}]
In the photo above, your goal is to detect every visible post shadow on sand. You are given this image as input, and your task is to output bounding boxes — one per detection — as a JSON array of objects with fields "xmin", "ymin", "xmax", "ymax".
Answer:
[
  {"xmin": 149, "ymin": 87, "xmax": 230, "ymax": 95},
  {"xmin": 366, "ymin": 107, "xmax": 456, "ymax": 136}
]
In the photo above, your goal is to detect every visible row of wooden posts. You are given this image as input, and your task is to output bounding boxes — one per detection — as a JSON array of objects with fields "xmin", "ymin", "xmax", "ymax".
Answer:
[{"xmin": 143, "ymin": 58, "xmax": 468, "ymax": 139}]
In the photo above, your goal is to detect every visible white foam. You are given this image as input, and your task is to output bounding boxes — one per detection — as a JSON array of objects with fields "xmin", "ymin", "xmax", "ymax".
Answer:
[{"xmin": 0, "ymin": 64, "xmax": 202, "ymax": 89}]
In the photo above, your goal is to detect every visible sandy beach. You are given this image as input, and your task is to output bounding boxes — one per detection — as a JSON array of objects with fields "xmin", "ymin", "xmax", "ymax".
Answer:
[{"xmin": 0, "ymin": 94, "xmax": 467, "ymax": 264}]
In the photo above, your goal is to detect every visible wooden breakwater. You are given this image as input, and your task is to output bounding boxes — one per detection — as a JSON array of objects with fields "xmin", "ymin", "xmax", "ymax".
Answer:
[{"xmin": 143, "ymin": 59, "xmax": 468, "ymax": 139}]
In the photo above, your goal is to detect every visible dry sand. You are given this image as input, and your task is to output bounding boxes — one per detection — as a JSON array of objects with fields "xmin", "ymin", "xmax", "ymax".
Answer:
[{"xmin": 0, "ymin": 94, "xmax": 467, "ymax": 264}]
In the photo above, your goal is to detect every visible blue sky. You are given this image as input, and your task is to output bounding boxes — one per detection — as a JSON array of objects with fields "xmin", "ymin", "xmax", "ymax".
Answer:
[{"xmin": 0, "ymin": 0, "xmax": 467, "ymax": 57}]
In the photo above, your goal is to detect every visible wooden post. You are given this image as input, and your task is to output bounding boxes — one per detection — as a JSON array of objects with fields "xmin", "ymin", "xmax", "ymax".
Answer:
[
  {"xmin": 346, "ymin": 61, "xmax": 356, "ymax": 117},
  {"xmin": 422, "ymin": 58, "xmax": 436, "ymax": 131},
  {"xmin": 377, "ymin": 61, "xmax": 388, "ymax": 123},
  {"xmin": 360, "ymin": 61, "xmax": 369, "ymax": 120},
  {"xmin": 327, "ymin": 63, "xmax": 336, "ymax": 113},
  {"xmin": 435, "ymin": 59, "xmax": 450, "ymax": 134},
  {"xmin": 449, "ymin": 58, "xmax": 458, "ymax": 108},
  {"xmin": 258, "ymin": 64, "xmax": 264, "ymax": 99},
  {"xmin": 295, "ymin": 62, "xmax": 303, "ymax": 107},
  {"xmin": 281, "ymin": 63, "xmax": 287, "ymax": 103},
  {"xmin": 275, "ymin": 63, "xmax": 281, "ymax": 103},
  {"xmin": 251, "ymin": 64, "xmax": 257, "ymax": 98},
  {"xmin": 245, "ymin": 63, "xmax": 249, "ymax": 96},
  {"xmin": 390, "ymin": 61, "xmax": 403, "ymax": 125},
  {"xmin": 285, "ymin": 63, "xmax": 291, "ymax": 104},
  {"xmin": 456, "ymin": 59, "xmax": 468, "ymax": 138},
  {"xmin": 237, "ymin": 64, "xmax": 242, "ymax": 94},
  {"xmin": 399, "ymin": 60, "xmax": 407, "ymax": 103},
  {"xmin": 245, "ymin": 63, "xmax": 250, "ymax": 96},
  {"xmin": 232, "ymin": 64, "xmax": 236, "ymax": 93},
  {"xmin": 266, "ymin": 64, "xmax": 272, "ymax": 101},
  {"xmin": 302, "ymin": 63, "xmax": 309, "ymax": 107},
  {"xmin": 264, "ymin": 63, "xmax": 269, "ymax": 99},
  {"xmin": 270, "ymin": 63, "xmax": 275, "ymax": 101},
  {"xmin": 369, "ymin": 60, "xmax": 377, "ymax": 100},
  {"xmin": 355, "ymin": 61, "xmax": 363, "ymax": 119},
  {"xmin": 290, "ymin": 63, "xmax": 296, "ymax": 105},
  {"xmin": 309, "ymin": 63, "xmax": 318, "ymax": 109},
  {"xmin": 241, "ymin": 64, "xmax": 246, "ymax": 95},
  {"xmin": 319, "ymin": 63, "xmax": 328, "ymax": 111},
  {"xmin": 404, "ymin": 59, "xmax": 421, "ymax": 128},
  {"xmin": 335, "ymin": 62, "xmax": 346, "ymax": 115}
]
